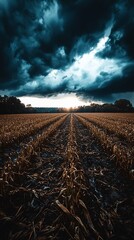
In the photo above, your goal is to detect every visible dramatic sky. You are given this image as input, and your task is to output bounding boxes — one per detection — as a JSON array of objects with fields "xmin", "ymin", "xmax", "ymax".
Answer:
[{"xmin": 0, "ymin": 0, "xmax": 134, "ymax": 107}]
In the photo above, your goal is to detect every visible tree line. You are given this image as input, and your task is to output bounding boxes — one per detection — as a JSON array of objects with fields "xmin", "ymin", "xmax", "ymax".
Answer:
[
  {"xmin": 72, "ymin": 99, "xmax": 134, "ymax": 113},
  {"xmin": 0, "ymin": 95, "xmax": 133, "ymax": 114},
  {"xmin": 0, "ymin": 95, "xmax": 35, "ymax": 114}
]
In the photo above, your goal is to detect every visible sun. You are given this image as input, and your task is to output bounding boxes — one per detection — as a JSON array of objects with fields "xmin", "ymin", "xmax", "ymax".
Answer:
[
  {"xmin": 60, "ymin": 95, "xmax": 79, "ymax": 109},
  {"xmin": 50, "ymin": 93, "xmax": 91, "ymax": 108}
]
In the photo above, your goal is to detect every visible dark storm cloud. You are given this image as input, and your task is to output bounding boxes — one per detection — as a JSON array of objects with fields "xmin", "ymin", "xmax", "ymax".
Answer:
[
  {"xmin": 12, "ymin": 77, "xmax": 69, "ymax": 97},
  {"xmin": 58, "ymin": 0, "xmax": 115, "ymax": 52},
  {"xmin": 97, "ymin": 0, "xmax": 134, "ymax": 60},
  {"xmin": 79, "ymin": 63, "xmax": 134, "ymax": 101},
  {"xmin": 0, "ymin": 0, "xmax": 134, "ymax": 103}
]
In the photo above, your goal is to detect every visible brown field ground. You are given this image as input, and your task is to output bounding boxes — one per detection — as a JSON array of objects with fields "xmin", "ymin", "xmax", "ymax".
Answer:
[{"xmin": 0, "ymin": 113, "xmax": 134, "ymax": 240}]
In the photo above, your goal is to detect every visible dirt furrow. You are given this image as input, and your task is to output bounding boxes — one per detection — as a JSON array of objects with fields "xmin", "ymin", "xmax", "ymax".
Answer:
[
  {"xmin": 74, "ymin": 115, "xmax": 134, "ymax": 240},
  {"xmin": 1, "ymin": 114, "xmax": 133, "ymax": 240},
  {"xmin": 0, "ymin": 115, "xmax": 71, "ymax": 240},
  {"xmin": 0, "ymin": 114, "xmax": 67, "ymax": 165}
]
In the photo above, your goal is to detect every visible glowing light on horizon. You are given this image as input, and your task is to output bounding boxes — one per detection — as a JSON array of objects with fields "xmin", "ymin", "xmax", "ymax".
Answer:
[{"xmin": 19, "ymin": 93, "xmax": 102, "ymax": 108}]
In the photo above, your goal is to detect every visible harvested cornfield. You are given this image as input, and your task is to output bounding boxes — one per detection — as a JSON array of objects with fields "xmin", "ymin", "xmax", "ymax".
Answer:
[{"xmin": 0, "ymin": 113, "xmax": 134, "ymax": 240}]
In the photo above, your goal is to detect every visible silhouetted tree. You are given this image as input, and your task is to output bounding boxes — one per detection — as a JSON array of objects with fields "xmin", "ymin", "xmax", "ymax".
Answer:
[
  {"xmin": 0, "ymin": 96, "xmax": 133, "ymax": 114},
  {"xmin": 114, "ymin": 99, "xmax": 133, "ymax": 112},
  {"xmin": 75, "ymin": 99, "xmax": 134, "ymax": 113},
  {"xmin": 0, "ymin": 95, "xmax": 30, "ymax": 114}
]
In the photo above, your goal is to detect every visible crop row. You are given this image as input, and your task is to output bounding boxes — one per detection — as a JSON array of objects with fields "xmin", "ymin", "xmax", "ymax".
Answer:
[
  {"xmin": 79, "ymin": 113, "xmax": 134, "ymax": 128},
  {"xmin": 55, "ymin": 114, "xmax": 102, "ymax": 239},
  {"xmin": 84, "ymin": 113, "xmax": 134, "ymax": 123},
  {"xmin": 0, "ymin": 113, "xmax": 65, "ymax": 147},
  {"xmin": 75, "ymin": 114, "xmax": 134, "ymax": 176},
  {"xmin": 0, "ymin": 114, "xmax": 53, "ymax": 134},
  {"xmin": 77, "ymin": 113, "xmax": 134, "ymax": 145},
  {"xmin": 1, "ymin": 114, "xmax": 68, "ymax": 186}
]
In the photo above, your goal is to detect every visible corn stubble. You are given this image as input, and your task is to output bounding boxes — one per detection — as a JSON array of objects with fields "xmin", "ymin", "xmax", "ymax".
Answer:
[
  {"xmin": 76, "ymin": 113, "xmax": 134, "ymax": 177},
  {"xmin": 55, "ymin": 115, "xmax": 101, "ymax": 239},
  {"xmin": 0, "ymin": 113, "xmax": 133, "ymax": 239}
]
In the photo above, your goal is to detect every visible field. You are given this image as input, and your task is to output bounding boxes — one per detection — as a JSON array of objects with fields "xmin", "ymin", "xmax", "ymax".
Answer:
[{"xmin": 0, "ymin": 113, "xmax": 134, "ymax": 240}]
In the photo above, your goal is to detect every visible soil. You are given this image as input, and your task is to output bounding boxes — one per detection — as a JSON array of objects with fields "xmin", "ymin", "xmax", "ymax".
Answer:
[{"xmin": 0, "ymin": 114, "xmax": 133, "ymax": 240}]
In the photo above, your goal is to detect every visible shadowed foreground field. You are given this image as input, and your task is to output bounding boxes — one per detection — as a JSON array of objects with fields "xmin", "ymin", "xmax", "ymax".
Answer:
[{"xmin": 0, "ymin": 113, "xmax": 134, "ymax": 240}]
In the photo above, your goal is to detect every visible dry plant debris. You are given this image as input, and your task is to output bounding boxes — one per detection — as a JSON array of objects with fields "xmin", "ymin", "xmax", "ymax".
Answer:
[{"xmin": 0, "ymin": 113, "xmax": 134, "ymax": 240}]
